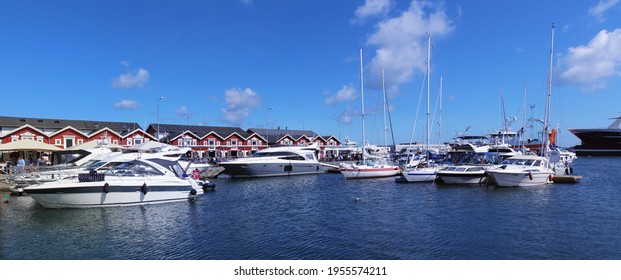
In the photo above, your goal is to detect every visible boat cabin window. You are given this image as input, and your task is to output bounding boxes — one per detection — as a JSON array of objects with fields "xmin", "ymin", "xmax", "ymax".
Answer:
[
  {"xmin": 105, "ymin": 161, "xmax": 163, "ymax": 177},
  {"xmin": 304, "ymin": 153, "xmax": 316, "ymax": 160},
  {"xmin": 251, "ymin": 151, "xmax": 297, "ymax": 158},
  {"xmin": 169, "ymin": 163, "xmax": 186, "ymax": 178},
  {"xmin": 280, "ymin": 155, "xmax": 305, "ymax": 161}
]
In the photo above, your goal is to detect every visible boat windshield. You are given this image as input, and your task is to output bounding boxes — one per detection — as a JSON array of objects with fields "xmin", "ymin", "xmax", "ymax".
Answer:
[
  {"xmin": 250, "ymin": 151, "xmax": 301, "ymax": 158},
  {"xmin": 500, "ymin": 158, "xmax": 536, "ymax": 166},
  {"xmin": 104, "ymin": 160, "xmax": 164, "ymax": 177}
]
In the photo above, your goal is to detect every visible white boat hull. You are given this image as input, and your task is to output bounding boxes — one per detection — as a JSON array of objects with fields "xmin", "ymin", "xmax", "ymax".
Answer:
[
  {"xmin": 401, "ymin": 167, "xmax": 437, "ymax": 182},
  {"xmin": 24, "ymin": 179, "xmax": 205, "ymax": 208},
  {"xmin": 220, "ymin": 161, "xmax": 325, "ymax": 178},
  {"xmin": 340, "ymin": 165, "xmax": 400, "ymax": 179},
  {"xmin": 486, "ymin": 170, "xmax": 553, "ymax": 187},
  {"xmin": 436, "ymin": 171, "xmax": 487, "ymax": 185}
]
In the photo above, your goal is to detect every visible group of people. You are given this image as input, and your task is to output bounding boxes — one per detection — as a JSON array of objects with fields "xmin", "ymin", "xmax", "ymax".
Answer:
[{"xmin": 3, "ymin": 153, "xmax": 50, "ymax": 174}]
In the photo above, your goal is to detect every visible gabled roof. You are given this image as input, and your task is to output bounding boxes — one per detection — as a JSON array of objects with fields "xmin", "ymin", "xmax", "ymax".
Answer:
[
  {"xmin": 164, "ymin": 130, "xmax": 201, "ymax": 142},
  {"xmin": 248, "ymin": 128, "xmax": 320, "ymax": 143},
  {"xmin": 0, "ymin": 116, "xmax": 141, "ymax": 134},
  {"xmin": 124, "ymin": 128, "xmax": 157, "ymax": 140},
  {"xmin": 148, "ymin": 123, "xmax": 252, "ymax": 139},
  {"xmin": 4, "ymin": 124, "xmax": 47, "ymax": 137},
  {"xmin": 48, "ymin": 126, "xmax": 90, "ymax": 138}
]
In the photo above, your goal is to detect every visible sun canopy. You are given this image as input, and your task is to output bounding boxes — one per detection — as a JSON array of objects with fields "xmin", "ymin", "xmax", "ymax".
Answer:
[{"xmin": 0, "ymin": 139, "xmax": 62, "ymax": 152}]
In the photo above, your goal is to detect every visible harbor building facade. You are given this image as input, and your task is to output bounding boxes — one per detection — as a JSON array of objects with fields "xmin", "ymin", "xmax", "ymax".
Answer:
[{"xmin": 0, "ymin": 116, "xmax": 343, "ymax": 162}]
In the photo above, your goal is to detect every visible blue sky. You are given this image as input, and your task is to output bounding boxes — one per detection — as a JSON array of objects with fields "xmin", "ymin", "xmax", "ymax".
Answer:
[{"xmin": 1, "ymin": 0, "xmax": 621, "ymax": 147}]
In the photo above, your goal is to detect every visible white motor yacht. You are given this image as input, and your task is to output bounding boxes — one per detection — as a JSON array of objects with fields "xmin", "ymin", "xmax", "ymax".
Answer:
[
  {"xmin": 23, "ymin": 158, "xmax": 213, "ymax": 208},
  {"xmin": 218, "ymin": 144, "xmax": 327, "ymax": 178}
]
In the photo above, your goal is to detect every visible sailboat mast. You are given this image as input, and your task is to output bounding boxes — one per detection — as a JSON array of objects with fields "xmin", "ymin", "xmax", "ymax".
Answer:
[
  {"xmin": 521, "ymin": 82, "xmax": 527, "ymax": 154},
  {"xmin": 543, "ymin": 24, "xmax": 555, "ymax": 158},
  {"xmin": 438, "ymin": 77, "xmax": 443, "ymax": 146},
  {"xmin": 426, "ymin": 33, "xmax": 431, "ymax": 152},
  {"xmin": 360, "ymin": 48, "xmax": 366, "ymax": 164},
  {"xmin": 500, "ymin": 86, "xmax": 507, "ymax": 144},
  {"xmin": 382, "ymin": 68, "xmax": 388, "ymax": 148}
]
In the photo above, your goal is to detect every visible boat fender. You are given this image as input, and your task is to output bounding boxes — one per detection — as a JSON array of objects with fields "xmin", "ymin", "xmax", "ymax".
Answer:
[
  {"xmin": 202, "ymin": 182, "xmax": 216, "ymax": 191},
  {"xmin": 548, "ymin": 175, "xmax": 553, "ymax": 182},
  {"xmin": 141, "ymin": 183, "xmax": 148, "ymax": 195},
  {"xmin": 564, "ymin": 168, "xmax": 569, "ymax": 175},
  {"xmin": 528, "ymin": 172, "xmax": 533, "ymax": 180},
  {"xmin": 103, "ymin": 183, "xmax": 110, "ymax": 193},
  {"xmin": 569, "ymin": 167, "xmax": 573, "ymax": 174},
  {"xmin": 189, "ymin": 189, "xmax": 197, "ymax": 196}
]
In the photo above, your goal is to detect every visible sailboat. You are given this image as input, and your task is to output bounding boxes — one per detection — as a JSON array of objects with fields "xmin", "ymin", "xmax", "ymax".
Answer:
[
  {"xmin": 401, "ymin": 34, "xmax": 440, "ymax": 183},
  {"xmin": 339, "ymin": 49, "xmax": 401, "ymax": 179},
  {"xmin": 486, "ymin": 25, "xmax": 556, "ymax": 187}
]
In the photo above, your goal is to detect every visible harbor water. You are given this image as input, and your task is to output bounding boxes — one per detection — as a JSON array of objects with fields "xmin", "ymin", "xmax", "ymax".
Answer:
[{"xmin": 2, "ymin": 156, "xmax": 621, "ymax": 260}]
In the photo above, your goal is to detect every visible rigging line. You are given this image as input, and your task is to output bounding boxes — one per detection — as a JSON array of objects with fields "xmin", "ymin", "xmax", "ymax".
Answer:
[
  {"xmin": 382, "ymin": 70, "xmax": 397, "ymax": 151},
  {"xmin": 408, "ymin": 65, "xmax": 427, "ymax": 147}
]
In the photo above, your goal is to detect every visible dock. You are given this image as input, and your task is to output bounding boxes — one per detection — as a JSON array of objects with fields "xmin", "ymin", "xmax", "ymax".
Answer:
[{"xmin": 552, "ymin": 175, "xmax": 582, "ymax": 184}]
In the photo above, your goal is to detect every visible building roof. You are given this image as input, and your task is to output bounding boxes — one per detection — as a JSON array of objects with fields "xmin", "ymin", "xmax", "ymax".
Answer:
[
  {"xmin": 148, "ymin": 123, "xmax": 252, "ymax": 139},
  {"xmin": 248, "ymin": 128, "xmax": 323, "ymax": 143},
  {"xmin": 0, "ymin": 116, "xmax": 142, "ymax": 135}
]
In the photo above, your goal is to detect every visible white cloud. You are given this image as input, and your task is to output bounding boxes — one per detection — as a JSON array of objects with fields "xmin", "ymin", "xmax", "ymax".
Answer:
[
  {"xmin": 365, "ymin": 0, "xmax": 454, "ymax": 88},
  {"xmin": 112, "ymin": 68, "xmax": 150, "ymax": 89},
  {"xmin": 325, "ymin": 84, "xmax": 358, "ymax": 105},
  {"xmin": 558, "ymin": 29, "xmax": 621, "ymax": 91},
  {"xmin": 589, "ymin": 0, "xmax": 619, "ymax": 22},
  {"xmin": 353, "ymin": 0, "xmax": 393, "ymax": 23},
  {"xmin": 113, "ymin": 99, "xmax": 140, "ymax": 110},
  {"xmin": 175, "ymin": 106, "xmax": 189, "ymax": 117},
  {"xmin": 220, "ymin": 88, "xmax": 261, "ymax": 126}
]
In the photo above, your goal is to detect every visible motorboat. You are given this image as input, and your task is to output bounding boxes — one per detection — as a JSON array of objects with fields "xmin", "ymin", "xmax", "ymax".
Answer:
[
  {"xmin": 218, "ymin": 144, "xmax": 327, "ymax": 178},
  {"xmin": 22, "ymin": 157, "xmax": 214, "ymax": 208},
  {"xmin": 436, "ymin": 165, "xmax": 487, "ymax": 185},
  {"xmin": 399, "ymin": 163, "xmax": 439, "ymax": 182},
  {"xmin": 9, "ymin": 143, "xmax": 191, "ymax": 192},
  {"xmin": 436, "ymin": 152, "xmax": 494, "ymax": 185},
  {"xmin": 7, "ymin": 146, "xmax": 121, "ymax": 192},
  {"xmin": 485, "ymin": 155, "xmax": 554, "ymax": 187}
]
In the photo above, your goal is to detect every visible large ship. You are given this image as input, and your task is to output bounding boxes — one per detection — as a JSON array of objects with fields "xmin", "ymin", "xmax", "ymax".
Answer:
[{"xmin": 568, "ymin": 116, "xmax": 621, "ymax": 156}]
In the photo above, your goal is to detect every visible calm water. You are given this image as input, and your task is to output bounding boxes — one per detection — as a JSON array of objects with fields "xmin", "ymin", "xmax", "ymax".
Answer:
[{"xmin": 2, "ymin": 156, "xmax": 621, "ymax": 260}]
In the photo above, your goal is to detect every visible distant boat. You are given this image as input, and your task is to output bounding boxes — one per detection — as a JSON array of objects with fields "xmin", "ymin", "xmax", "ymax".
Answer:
[{"xmin": 569, "ymin": 115, "xmax": 621, "ymax": 156}]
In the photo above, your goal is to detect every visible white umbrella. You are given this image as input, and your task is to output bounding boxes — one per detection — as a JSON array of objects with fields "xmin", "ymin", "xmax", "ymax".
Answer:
[{"xmin": 0, "ymin": 139, "xmax": 62, "ymax": 152}]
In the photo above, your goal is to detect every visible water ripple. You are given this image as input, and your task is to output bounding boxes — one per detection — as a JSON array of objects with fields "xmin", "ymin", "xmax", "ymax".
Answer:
[{"xmin": 3, "ymin": 157, "xmax": 621, "ymax": 259}]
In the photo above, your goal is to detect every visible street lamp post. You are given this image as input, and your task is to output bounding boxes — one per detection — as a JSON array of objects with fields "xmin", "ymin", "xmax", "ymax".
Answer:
[
  {"xmin": 265, "ymin": 107, "xmax": 274, "ymax": 147},
  {"xmin": 157, "ymin": 96, "xmax": 164, "ymax": 140}
]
